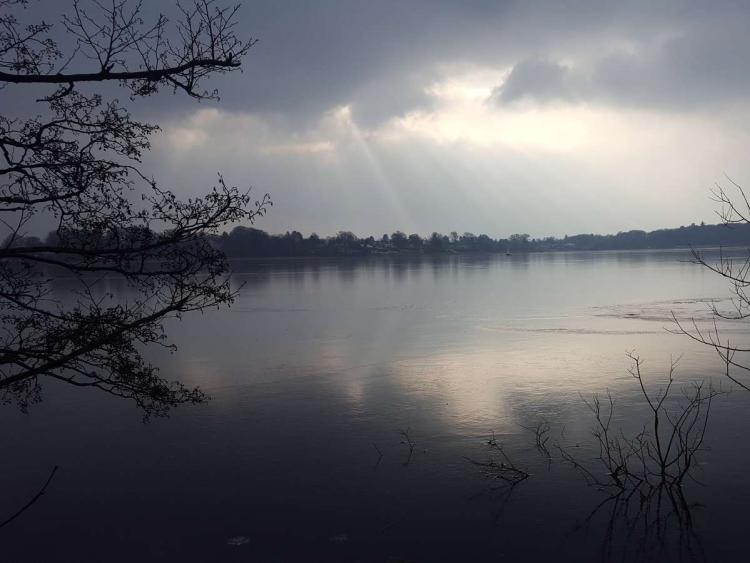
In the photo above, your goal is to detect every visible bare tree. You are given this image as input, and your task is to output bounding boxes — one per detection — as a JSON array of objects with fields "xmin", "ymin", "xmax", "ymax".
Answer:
[
  {"xmin": 558, "ymin": 353, "xmax": 716, "ymax": 493},
  {"xmin": 0, "ymin": 0, "xmax": 270, "ymax": 417},
  {"xmin": 674, "ymin": 179, "xmax": 750, "ymax": 391},
  {"xmin": 556, "ymin": 354, "xmax": 717, "ymax": 561},
  {"xmin": 466, "ymin": 431, "xmax": 529, "ymax": 485}
]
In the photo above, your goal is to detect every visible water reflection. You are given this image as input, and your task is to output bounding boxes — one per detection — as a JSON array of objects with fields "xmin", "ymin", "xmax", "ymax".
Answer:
[
  {"xmin": 569, "ymin": 482, "xmax": 706, "ymax": 563},
  {"xmin": 3, "ymin": 250, "xmax": 750, "ymax": 561},
  {"xmin": 554, "ymin": 352, "xmax": 717, "ymax": 563}
]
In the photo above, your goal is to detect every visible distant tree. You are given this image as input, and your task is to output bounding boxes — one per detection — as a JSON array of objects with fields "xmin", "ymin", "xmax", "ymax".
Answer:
[
  {"xmin": 615, "ymin": 230, "xmax": 647, "ymax": 249},
  {"xmin": 280, "ymin": 231, "xmax": 304, "ymax": 255},
  {"xmin": 0, "ymin": 0, "xmax": 269, "ymax": 416},
  {"xmin": 426, "ymin": 232, "xmax": 449, "ymax": 253},
  {"xmin": 460, "ymin": 232, "xmax": 476, "ymax": 243},
  {"xmin": 224, "ymin": 227, "xmax": 271, "ymax": 257},
  {"xmin": 407, "ymin": 233, "xmax": 423, "ymax": 251},
  {"xmin": 327, "ymin": 231, "xmax": 361, "ymax": 255},
  {"xmin": 334, "ymin": 231, "xmax": 357, "ymax": 243},
  {"xmin": 391, "ymin": 231, "xmax": 408, "ymax": 250},
  {"xmin": 508, "ymin": 233, "xmax": 530, "ymax": 251},
  {"xmin": 476, "ymin": 234, "xmax": 494, "ymax": 252}
]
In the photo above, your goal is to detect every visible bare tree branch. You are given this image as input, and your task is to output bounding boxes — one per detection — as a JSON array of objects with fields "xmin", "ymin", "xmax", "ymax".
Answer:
[{"xmin": 0, "ymin": 0, "xmax": 269, "ymax": 417}]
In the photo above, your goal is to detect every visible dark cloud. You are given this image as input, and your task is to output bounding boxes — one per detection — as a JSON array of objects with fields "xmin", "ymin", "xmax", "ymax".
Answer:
[
  {"xmin": 491, "ymin": 3, "xmax": 750, "ymax": 111},
  {"xmin": 492, "ymin": 58, "xmax": 576, "ymax": 104},
  {"xmin": 11, "ymin": 0, "xmax": 750, "ymax": 123},
  {"xmin": 591, "ymin": 18, "xmax": 750, "ymax": 110},
  {"xmin": 220, "ymin": 0, "xmax": 750, "ymax": 122}
]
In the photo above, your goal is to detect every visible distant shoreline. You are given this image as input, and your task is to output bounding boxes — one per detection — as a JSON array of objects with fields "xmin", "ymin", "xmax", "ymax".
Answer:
[{"xmin": 217, "ymin": 222, "xmax": 750, "ymax": 259}]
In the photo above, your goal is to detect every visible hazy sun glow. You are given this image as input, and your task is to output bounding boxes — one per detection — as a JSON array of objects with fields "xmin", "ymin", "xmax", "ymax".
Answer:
[{"xmin": 380, "ymin": 68, "xmax": 619, "ymax": 152}]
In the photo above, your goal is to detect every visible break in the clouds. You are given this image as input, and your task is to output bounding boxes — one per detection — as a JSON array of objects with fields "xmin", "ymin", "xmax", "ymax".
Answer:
[{"xmin": 12, "ymin": 0, "xmax": 750, "ymax": 237}]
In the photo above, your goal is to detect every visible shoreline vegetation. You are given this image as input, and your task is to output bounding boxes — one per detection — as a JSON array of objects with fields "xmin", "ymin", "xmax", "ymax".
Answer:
[
  {"xmin": 215, "ymin": 221, "xmax": 750, "ymax": 258},
  {"xmin": 10, "ymin": 221, "xmax": 750, "ymax": 261}
]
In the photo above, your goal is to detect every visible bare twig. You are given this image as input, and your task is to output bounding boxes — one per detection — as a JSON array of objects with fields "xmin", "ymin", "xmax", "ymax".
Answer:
[{"xmin": 0, "ymin": 465, "xmax": 58, "ymax": 530}]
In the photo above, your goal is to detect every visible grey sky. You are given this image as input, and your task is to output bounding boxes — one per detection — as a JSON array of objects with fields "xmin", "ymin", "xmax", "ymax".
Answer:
[{"xmin": 10, "ymin": 0, "xmax": 750, "ymax": 237}]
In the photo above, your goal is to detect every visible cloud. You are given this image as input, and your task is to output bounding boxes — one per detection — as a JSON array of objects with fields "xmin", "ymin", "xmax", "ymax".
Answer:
[
  {"xmin": 14, "ymin": 0, "xmax": 750, "ymax": 124},
  {"xmin": 491, "ymin": 58, "xmax": 577, "ymax": 105},
  {"xmin": 490, "ymin": 6, "xmax": 750, "ymax": 112},
  {"xmin": 590, "ymin": 21, "xmax": 750, "ymax": 110},
  {"xmin": 230, "ymin": 0, "xmax": 750, "ymax": 121}
]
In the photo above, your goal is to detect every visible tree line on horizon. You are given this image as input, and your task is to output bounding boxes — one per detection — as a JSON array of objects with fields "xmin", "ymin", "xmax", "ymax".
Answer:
[
  {"xmin": 9, "ymin": 221, "xmax": 750, "ymax": 259},
  {"xmin": 215, "ymin": 221, "xmax": 750, "ymax": 257}
]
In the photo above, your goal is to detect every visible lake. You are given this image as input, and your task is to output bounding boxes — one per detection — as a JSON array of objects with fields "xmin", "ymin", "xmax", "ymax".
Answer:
[{"xmin": 2, "ymin": 250, "xmax": 750, "ymax": 562}]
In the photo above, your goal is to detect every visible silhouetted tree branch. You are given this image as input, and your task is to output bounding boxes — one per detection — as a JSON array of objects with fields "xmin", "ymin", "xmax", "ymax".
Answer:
[
  {"xmin": 0, "ymin": 465, "xmax": 57, "ymax": 529},
  {"xmin": 557, "ymin": 354, "xmax": 716, "ymax": 561},
  {"xmin": 0, "ymin": 0, "xmax": 270, "ymax": 417},
  {"xmin": 557, "ymin": 353, "xmax": 717, "ymax": 493},
  {"xmin": 673, "ymin": 179, "xmax": 750, "ymax": 391},
  {"xmin": 1, "ymin": 0, "xmax": 255, "ymax": 99}
]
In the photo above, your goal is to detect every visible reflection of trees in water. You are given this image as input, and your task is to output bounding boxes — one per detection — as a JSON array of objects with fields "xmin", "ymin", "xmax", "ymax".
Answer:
[
  {"xmin": 571, "ymin": 479, "xmax": 705, "ymax": 563},
  {"xmin": 555, "ymin": 353, "xmax": 717, "ymax": 562},
  {"xmin": 468, "ymin": 432, "xmax": 530, "ymax": 485},
  {"xmin": 468, "ymin": 352, "xmax": 718, "ymax": 561},
  {"xmin": 467, "ymin": 474, "xmax": 524, "ymax": 524},
  {"xmin": 228, "ymin": 254, "xmax": 521, "ymax": 290},
  {"xmin": 466, "ymin": 432, "xmax": 530, "ymax": 522}
]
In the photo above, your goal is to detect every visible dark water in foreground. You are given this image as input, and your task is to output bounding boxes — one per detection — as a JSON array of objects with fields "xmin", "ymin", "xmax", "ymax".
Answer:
[{"xmin": 2, "ymin": 250, "xmax": 750, "ymax": 562}]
